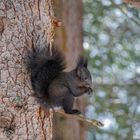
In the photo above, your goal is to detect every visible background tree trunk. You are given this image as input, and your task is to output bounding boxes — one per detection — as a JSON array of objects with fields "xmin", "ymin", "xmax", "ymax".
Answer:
[
  {"xmin": 0, "ymin": 0, "xmax": 54, "ymax": 139},
  {"xmin": 53, "ymin": 0, "xmax": 86, "ymax": 140}
]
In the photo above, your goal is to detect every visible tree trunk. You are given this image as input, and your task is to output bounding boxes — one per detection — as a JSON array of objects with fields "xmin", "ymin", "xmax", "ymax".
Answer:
[
  {"xmin": 63, "ymin": 0, "xmax": 84, "ymax": 71},
  {"xmin": 0, "ymin": 0, "xmax": 54, "ymax": 139},
  {"xmin": 53, "ymin": 0, "xmax": 86, "ymax": 140}
]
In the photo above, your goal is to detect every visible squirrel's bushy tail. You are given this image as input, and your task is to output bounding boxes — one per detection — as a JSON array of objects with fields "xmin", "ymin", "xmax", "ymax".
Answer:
[{"xmin": 24, "ymin": 46, "xmax": 65, "ymax": 97}]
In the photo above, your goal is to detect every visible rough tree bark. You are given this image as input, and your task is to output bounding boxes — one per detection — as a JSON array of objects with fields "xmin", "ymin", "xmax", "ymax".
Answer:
[
  {"xmin": 0, "ymin": 0, "xmax": 54, "ymax": 139},
  {"xmin": 53, "ymin": 0, "xmax": 86, "ymax": 140}
]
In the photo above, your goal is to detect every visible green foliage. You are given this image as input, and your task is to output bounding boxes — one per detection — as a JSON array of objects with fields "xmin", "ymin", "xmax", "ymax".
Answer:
[{"xmin": 83, "ymin": 0, "xmax": 140, "ymax": 140}]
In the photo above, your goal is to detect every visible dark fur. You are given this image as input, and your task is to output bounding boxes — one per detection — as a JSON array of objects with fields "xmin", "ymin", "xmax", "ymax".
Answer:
[{"xmin": 25, "ymin": 46, "xmax": 92, "ymax": 114}]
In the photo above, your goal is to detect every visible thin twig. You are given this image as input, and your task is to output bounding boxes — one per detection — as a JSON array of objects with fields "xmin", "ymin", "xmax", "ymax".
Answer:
[
  {"xmin": 112, "ymin": 1, "xmax": 140, "ymax": 27},
  {"xmin": 118, "ymin": 6, "xmax": 140, "ymax": 26}
]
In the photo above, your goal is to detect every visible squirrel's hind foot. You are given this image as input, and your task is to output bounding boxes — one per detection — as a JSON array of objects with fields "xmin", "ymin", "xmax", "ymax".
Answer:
[{"xmin": 64, "ymin": 109, "xmax": 81, "ymax": 115}]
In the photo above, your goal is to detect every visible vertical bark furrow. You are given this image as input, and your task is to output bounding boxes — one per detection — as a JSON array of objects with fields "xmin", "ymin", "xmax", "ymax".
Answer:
[{"xmin": 0, "ymin": 0, "xmax": 54, "ymax": 139}]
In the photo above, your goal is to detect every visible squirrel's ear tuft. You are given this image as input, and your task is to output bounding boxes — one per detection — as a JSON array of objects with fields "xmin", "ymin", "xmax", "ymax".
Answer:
[{"xmin": 77, "ymin": 56, "xmax": 88, "ymax": 68}]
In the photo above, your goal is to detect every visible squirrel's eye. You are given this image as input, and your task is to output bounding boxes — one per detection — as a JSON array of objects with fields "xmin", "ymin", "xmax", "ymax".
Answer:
[
  {"xmin": 84, "ymin": 77, "xmax": 87, "ymax": 80},
  {"xmin": 84, "ymin": 63, "xmax": 87, "ymax": 68}
]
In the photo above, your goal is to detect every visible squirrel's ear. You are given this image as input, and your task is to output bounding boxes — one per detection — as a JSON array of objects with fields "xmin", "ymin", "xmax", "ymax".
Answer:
[
  {"xmin": 77, "ymin": 56, "xmax": 88, "ymax": 68},
  {"xmin": 83, "ymin": 57, "xmax": 88, "ymax": 67}
]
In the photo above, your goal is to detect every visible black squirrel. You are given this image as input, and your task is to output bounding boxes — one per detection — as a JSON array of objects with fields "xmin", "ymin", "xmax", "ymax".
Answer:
[{"xmin": 25, "ymin": 45, "xmax": 93, "ymax": 115}]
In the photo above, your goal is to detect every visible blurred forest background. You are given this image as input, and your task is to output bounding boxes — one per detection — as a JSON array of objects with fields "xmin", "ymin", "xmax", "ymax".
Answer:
[
  {"xmin": 54, "ymin": 0, "xmax": 140, "ymax": 140},
  {"xmin": 83, "ymin": 0, "xmax": 140, "ymax": 140}
]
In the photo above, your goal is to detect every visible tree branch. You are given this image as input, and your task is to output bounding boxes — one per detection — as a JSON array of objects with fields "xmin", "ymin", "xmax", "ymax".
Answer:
[
  {"xmin": 54, "ymin": 109, "xmax": 104, "ymax": 128},
  {"xmin": 124, "ymin": 0, "xmax": 140, "ymax": 8}
]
